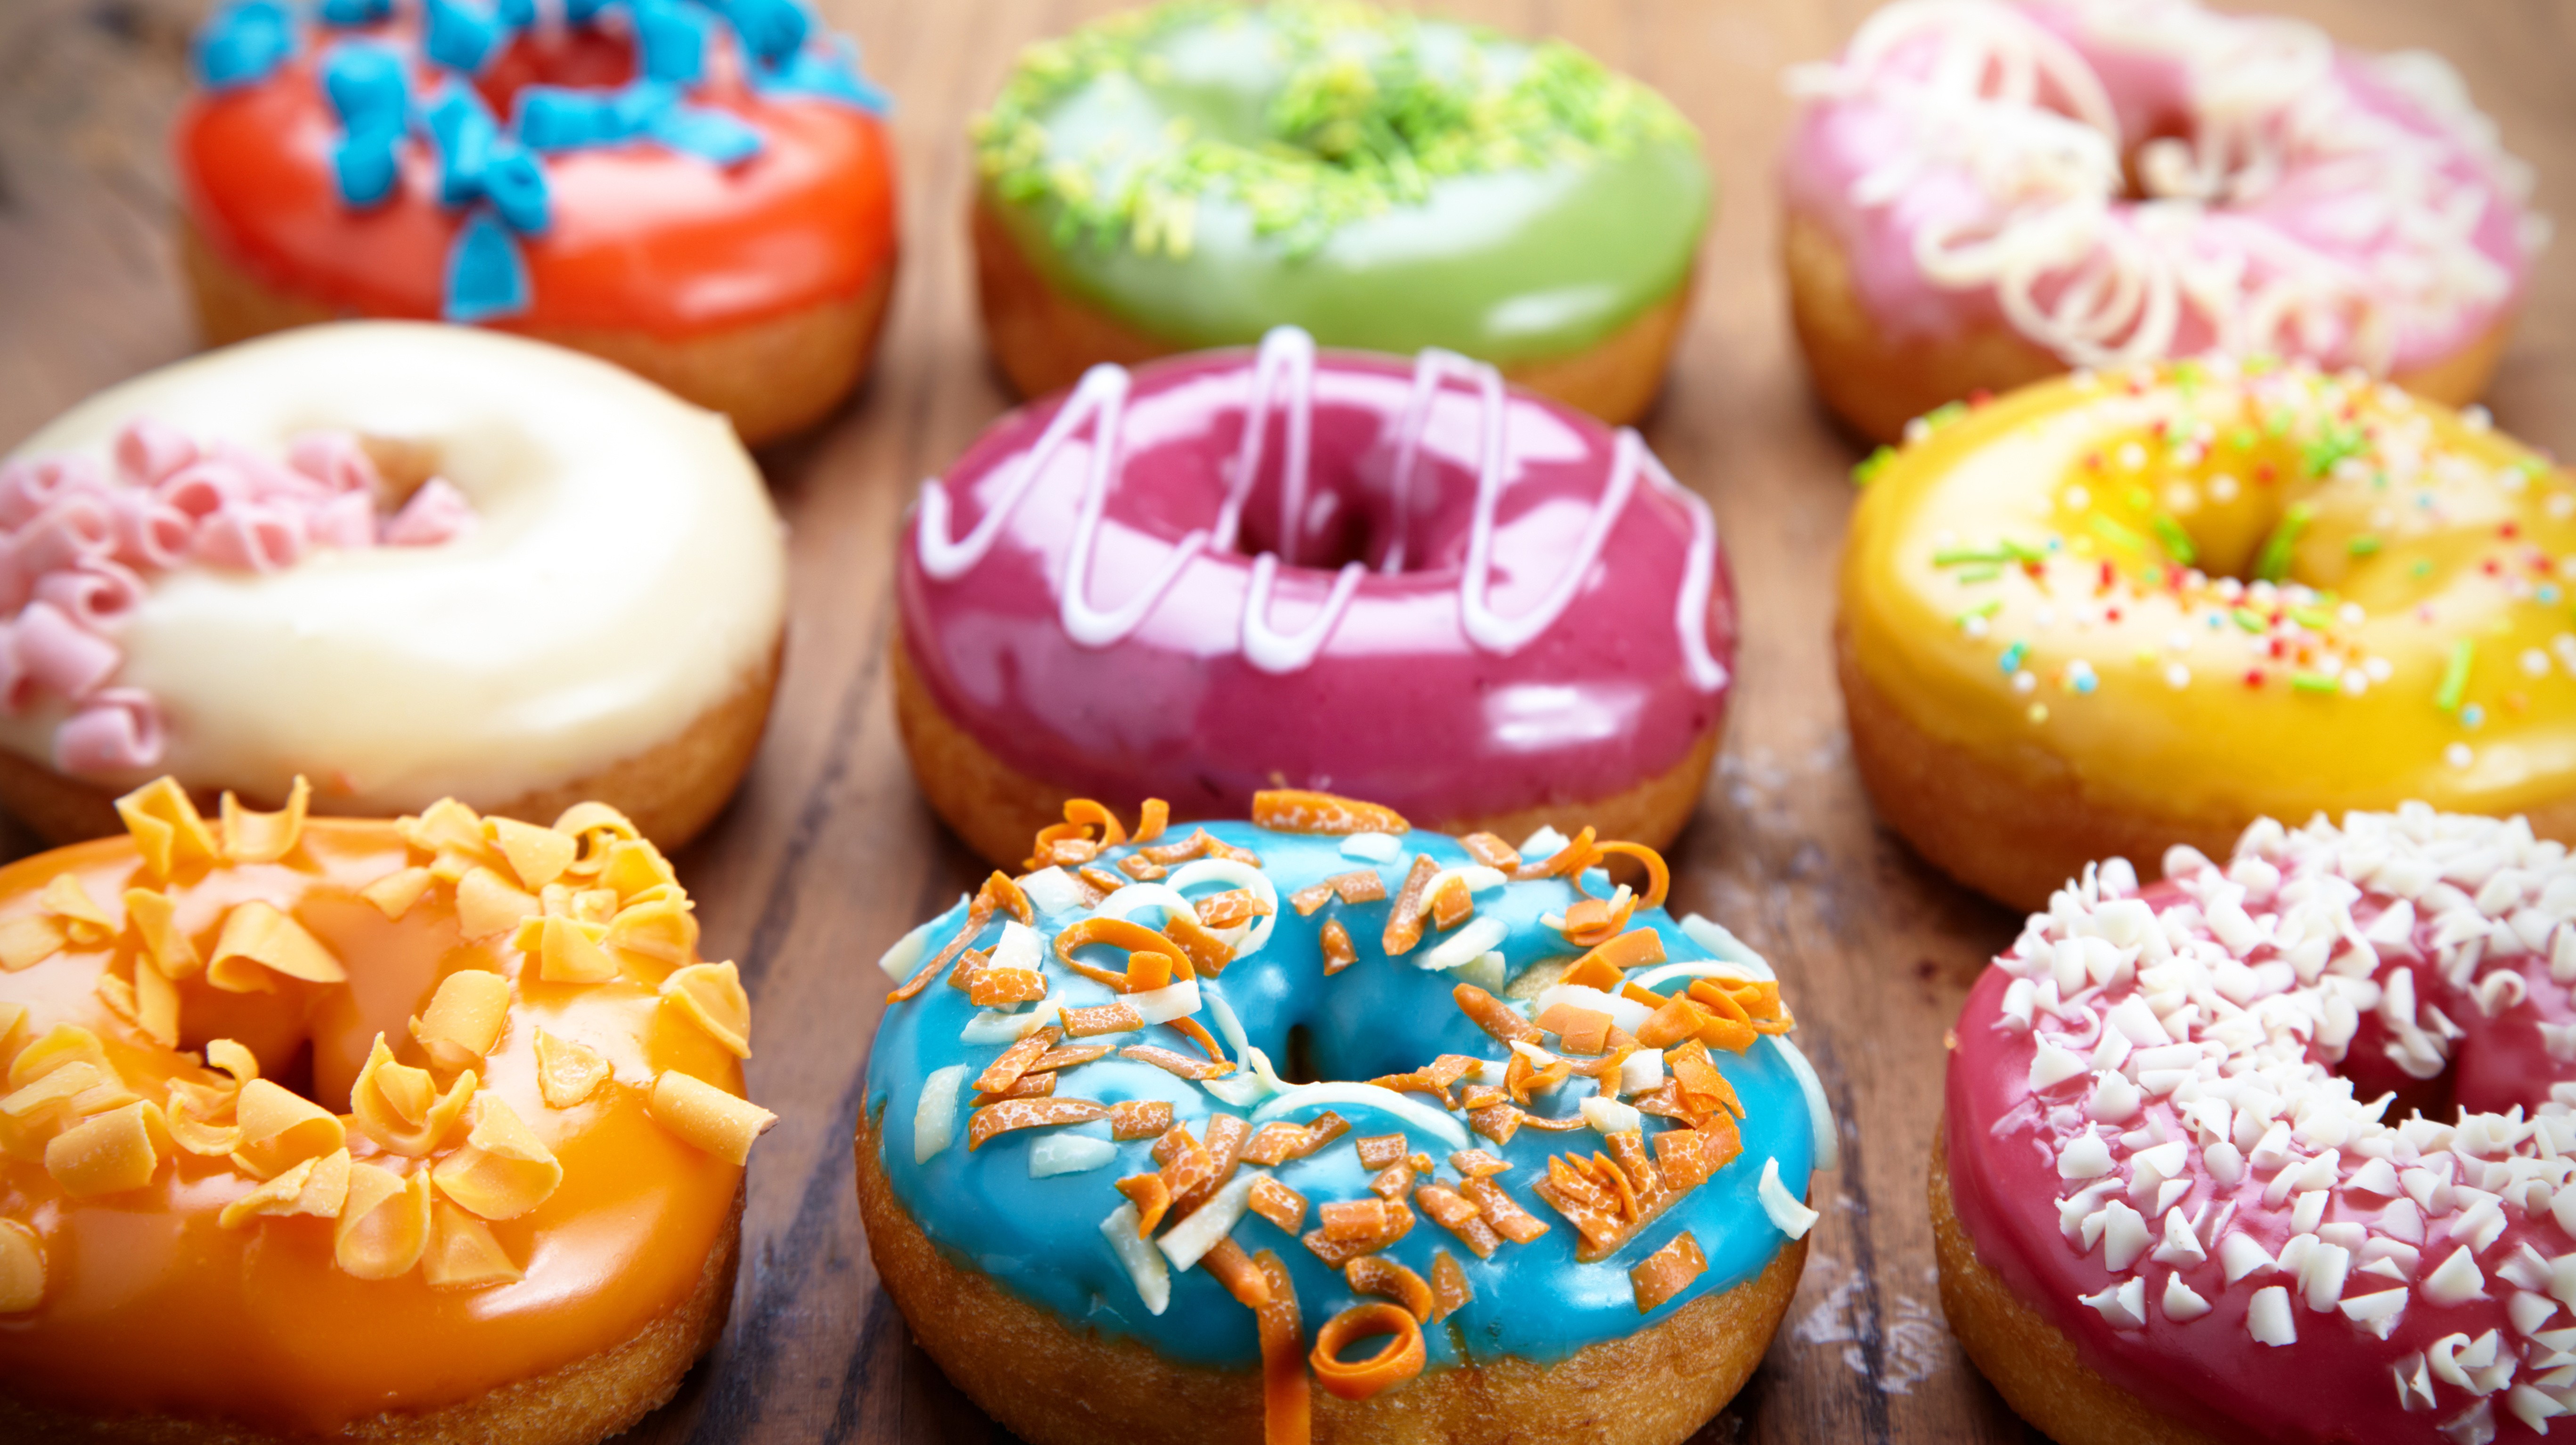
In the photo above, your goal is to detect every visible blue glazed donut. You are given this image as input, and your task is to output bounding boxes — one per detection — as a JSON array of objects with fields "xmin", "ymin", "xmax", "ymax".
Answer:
[{"xmin": 856, "ymin": 793, "xmax": 1833, "ymax": 1444}]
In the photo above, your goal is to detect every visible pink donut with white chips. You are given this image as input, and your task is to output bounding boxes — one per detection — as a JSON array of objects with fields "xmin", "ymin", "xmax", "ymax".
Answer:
[
  {"xmin": 1942, "ymin": 805, "xmax": 2576, "ymax": 1445},
  {"xmin": 1783, "ymin": 0, "xmax": 2549, "ymax": 442}
]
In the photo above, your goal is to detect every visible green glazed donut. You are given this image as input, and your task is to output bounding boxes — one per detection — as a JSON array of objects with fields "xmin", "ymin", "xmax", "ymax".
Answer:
[{"xmin": 972, "ymin": 1, "xmax": 1711, "ymax": 423}]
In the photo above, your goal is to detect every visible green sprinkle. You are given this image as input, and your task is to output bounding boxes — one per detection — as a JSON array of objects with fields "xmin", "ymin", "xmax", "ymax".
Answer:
[
  {"xmin": 2253, "ymin": 502, "xmax": 2315, "ymax": 583},
  {"xmin": 1921, "ymin": 400, "xmax": 1969, "ymax": 432},
  {"xmin": 2413, "ymin": 559, "xmax": 2435, "ymax": 578},
  {"xmin": 2089, "ymin": 515, "xmax": 2150, "ymax": 555},
  {"xmin": 1933, "ymin": 546, "xmax": 2011, "ymax": 567},
  {"xmin": 1956, "ymin": 599, "xmax": 2003, "ymax": 624},
  {"xmin": 1954, "ymin": 565, "xmax": 2002, "ymax": 584},
  {"xmin": 2347, "ymin": 535, "xmax": 2383, "ymax": 557},
  {"xmin": 1999, "ymin": 539, "xmax": 2047, "ymax": 565},
  {"xmin": 2230, "ymin": 427, "xmax": 2258, "ymax": 451},
  {"xmin": 2288, "ymin": 604, "xmax": 2335, "ymax": 632},
  {"xmin": 2302, "ymin": 424, "xmax": 2368, "ymax": 479},
  {"xmin": 1852, "ymin": 446, "xmax": 1897, "ymax": 487},
  {"xmin": 2435, "ymin": 639, "xmax": 2474, "ymax": 713},
  {"xmin": 2150, "ymin": 515, "xmax": 2197, "ymax": 567},
  {"xmin": 2126, "ymin": 487, "xmax": 2155, "ymax": 512},
  {"xmin": 2233, "ymin": 607, "xmax": 2267, "ymax": 633},
  {"xmin": 2290, "ymin": 672, "xmax": 2340, "ymax": 695}
]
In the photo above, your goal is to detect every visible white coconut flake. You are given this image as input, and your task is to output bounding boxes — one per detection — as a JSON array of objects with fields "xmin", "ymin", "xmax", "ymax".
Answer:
[
  {"xmin": 1157, "ymin": 1170, "xmax": 1264, "ymax": 1270},
  {"xmin": 960, "ymin": 1000, "xmax": 1064, "ymax": 1044},
  {"xmin": 1166, "ymin": 858, "xmax": 1281, "ymax": 956},
  {"xmin": 1100, "ymin": 1202, "xmax": 1170, "ymax": 1314},
  {"xmin": 1676, "ymin": 914, "xmax": 1776, "ymax": 977},
  {"xmin": 1580, "ymin": 1095, "xmax": 1643, "ymax": 1137},
  {"xmin": 1252, "ymin": 1083, "xmax": 1470, "ymax": 1150},
  {"xmin": 1030, "ymin": 1134, "xmax": 1116, "ymax": 1176},
  {"xmin": 1340, "ymin": 832, "xmax": 1402, "ymax": 863},
  {"xmin": 1018, "ymin": 867, "xmax": 1088, "ymax": 917},
  {"xmin": 2248, "ymin": 1286, "xmax": 2298, "ymax": 1345},
  {"xmin": 1420, "ymin": 916, "xmax": 1508, "ymax": 972},
  {"xmin": 1758, "ymin": 1156, "xmax": 1819, "ymax": 1239},
  {"xmin": 878, "ymin": 918, "xmax": 941, "ymax": 983},
  {"xmin": 1768, "ymin": 1032, "xmax": 1841, "ymax": 1173},
  {"xmin": 914, "ymin": 1064, "xmax": 968, "ymax": 1164}
]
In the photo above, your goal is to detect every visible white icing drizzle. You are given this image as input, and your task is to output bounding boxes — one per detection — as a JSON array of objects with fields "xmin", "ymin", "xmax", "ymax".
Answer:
[
  {"xmin": 911, "ymin": 327, "xmax": 1728, "ymax": 690},
  {"xmin": 1993, "ymin": 806, "xmax": 2576, "ymax": 1417},
  {"xmin": 1788, "ymin": 0, "xmax": 2546, "ymax": 372}
]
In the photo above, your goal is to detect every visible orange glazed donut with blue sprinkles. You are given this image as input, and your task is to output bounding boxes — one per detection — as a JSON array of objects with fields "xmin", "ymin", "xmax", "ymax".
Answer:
[
  {"xmin": 0, "ymin": 777, "xmax": 775, "ymax": 1443},
  {"xmin": 177, "ymin": 0, "xmax": 898, "ymax": 443},
  {"xmin": 1839, "ymin": 357, "xmax": 2576, "ymax": 910},
  {"xmin": 857, "ymin": 790, "xmax": 1835, "ymax": 1445}
]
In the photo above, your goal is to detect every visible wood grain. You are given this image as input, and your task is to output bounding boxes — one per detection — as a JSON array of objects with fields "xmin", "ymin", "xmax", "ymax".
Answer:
[{"xmin": 0, "ymin": 1, "xmax": 2569, "ymax": 1440}]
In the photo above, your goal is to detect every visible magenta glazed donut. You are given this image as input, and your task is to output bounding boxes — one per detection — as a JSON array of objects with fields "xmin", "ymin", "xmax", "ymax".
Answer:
[
  {"xmin": 1939, "ymin": 806, "xmax": 2576, "ymax": 1445},
  {"xmin": 1783, "ymin": 0, "xmax": 2548, "ymax": 443},
  {"xmin": 893, "ymin": 327, "xmax": 1735, "ymax": 868}
]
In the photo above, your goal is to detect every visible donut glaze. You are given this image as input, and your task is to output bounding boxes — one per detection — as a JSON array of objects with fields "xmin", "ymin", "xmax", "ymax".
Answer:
[
  {"xmin": 862, "ymin": 811, "xmax": 1827, "ymax": 1391},
  {"xmin": 1946, "ymin": 809, "xmax": 2576, "ymax": 1444},
  {"xmin": 178, "ymin": 0, "xmax": 895, "ymax": 339},
  {"xmin": 0, "ymin": 784, "xmax": 770, "ymax": 1434},
  {"xmin": 899, "ymin": 331, "xmax": 1734, "ymax": 835},
  {"xmin": 1786, "ymin": 0, "xmax": 2543, "ymax": 376},
  {"xmin": 1839, "ymin": 356, "xmax": 2576, "ymax": 897},
  {"xmin": 0, "ymin": 323, "xmax": 785, "ymax": 819},
  {"xmin": 975, "ymin": 1, "xmax": 1707, "ymax": 366}
]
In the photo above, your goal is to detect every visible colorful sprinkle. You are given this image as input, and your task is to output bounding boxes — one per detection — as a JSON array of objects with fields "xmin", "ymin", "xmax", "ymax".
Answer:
[{"xmin": 2434, "ymin": 639, "xmax": 2474, "ymax": 713}]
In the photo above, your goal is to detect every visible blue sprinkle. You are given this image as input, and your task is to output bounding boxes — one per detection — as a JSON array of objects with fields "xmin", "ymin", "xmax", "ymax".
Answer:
[
  {"xmin": 322, "ymin": 41, "xmax": 409, "ymax": 134},
  {"xmin": 611, "ymin": 80, "xmax": 679, "ymax": 133},
  {"xmin": 750, "ymin": 36, "xmax": 891, "ymax": 114},
  {"xmin": 633, "ymin": 0, "xmax": 707, "ymax": 84},
  {"xmin": 332, "ymin": 130, "xmax": 401, "ymax": 206},
  {"xmin": 2542, "ymin": 583, "xmax": 2564, "ymax": 606},
  {"xmin": 425, "ymin": 84, "xmax": 499, "ymax": 207},
  {"xmin": 719, "ymin": 0, "xmax": 809, "ymax": 64},
  {"xmin": 646, "ymin": 104, "xmax": 764, "ymax": 166},
  {"xmin": 2072, "ymin": 672, "xmax": 2098, "ymax": 695},
  {"xmin": 564, "ymin": 0, "xmax": 621, "ymax": 22},
  {"xmin": 1998, "ymin": 642, "xmax": 2027, "ymax": 674},
  {"xmin": 2463, "ymin": 703, "xmax": 2486, "ymax": 730},
  {"xmin": 515, "ymin": 86, "xmax": 621, "ymax": 152},
  {"xmin": 445, "ymin": 210, "xmax": 531, "ymax": 322},
  {"xmin": 495, "ymin": 0, "xmax": 537, "ymax": 27},
  {"xmin": 316, "ymin": 0, "xmax": 392, "ymax": 24},
  {"xmin": 481, "ymin": 146, "xmax": 552, "ymax": 233},
  {"xmin": 423, "ymin": 0, "xmax": 507, "ymax": 74},
  {"xmin": 193, "ymin": 0, "xmax": 296, "ymax": 90}
]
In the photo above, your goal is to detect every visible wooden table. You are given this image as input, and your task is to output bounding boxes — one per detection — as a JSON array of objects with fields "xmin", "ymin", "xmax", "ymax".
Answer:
[{"xmin": 1, "ymin": 0, "xmax": 2569, "ymax": 1438}]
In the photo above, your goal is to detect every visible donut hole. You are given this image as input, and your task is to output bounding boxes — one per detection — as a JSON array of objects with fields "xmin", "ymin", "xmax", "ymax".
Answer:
[
  {"xmin": 1281, "ymin": 1022, "xmax": 1321, "ymax": 1086},
  {"xmin": 2052, "ymin": 422, "xmax": 2399, "ymax": 595},
  {"xmin": 470, "ymin": 23, "xmax": 640, "ymax": 119},
  {"xmin": 1219, "ymin": 428, "xmax": 1420, "ymax": 574}
]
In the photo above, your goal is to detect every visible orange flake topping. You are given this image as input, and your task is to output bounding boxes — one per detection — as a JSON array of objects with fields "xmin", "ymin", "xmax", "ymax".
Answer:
[
  {"xmin": 532, "ymin": 1029, "xmax": 610, "ymax": 1109},
  {"xmin": 1466, "ymin": 1104, "xmax": 1520, "ymax": 1146},
  {"xmin": 1594, "ymin": 841, "xmax": 1672, "ymax": 910},
  {"xmin": 335, "ymin": 1162, "xmax": 432, "ymax": 1280},
  {"xmin": 1249, "ymin": 789, "xmax": 1410, "ymax": 836},
  {"xmin": 1288, "ymin": 882, "xmax": 1334, "ymax": 918},
  {"xmin": 1458, "ymin": 1177, "xmax": 1550, "ymax": 1244},
  {"xmin": 1535, "ymin": 1003, "xmax": 1614, "ymax": 1056},
  {"xmin": 1428, "ymin": 875, "xmax": 1474, "ymax": 931},
  {"xmin": 1251, "ymin": 1250, "xmax": 1309, "ymax": 1445},
  {"xmin": 1330, "ymin": 871, "xmax": 1388, "ymax": 905},
  {"xmin": 1173, "ymin": 1112, "xmax": 1250, "ymax": 1216},
  {"xmin": 1430, "ymin": 1251, "xmax": 1472, "ymax": 1321},
  {"xmin": 660, "ymin": 961, "xmax": 752, "ymax": 1057},
  {"xmin": 1449, "ymin": 1149, "xmax": 1510, "ymax": 1179},
  {"xmin": 1239, "ymin": 1110, "xmax": 1349, "ymax": 1166},
  {"xmin": 205, "ymin": 901, "xmax": 347, "ymax": 992},
  {"xmin": 647, "ymin": 1070, "xmax": 777, "ymax": 1164},
  {"xmin": 1367, "ymin": 1160, "xmax": 1416, "ymax": 1200},
  {"xmin": 1413, "ymin": 1183, "xmax": 1500, "ymax": 1258},
  {"xmin": 1117, "ymin": 1044, "xmax": 1235, "ymax": 1080},
  {"xmin": 1308, "ymin": 1301, "xmax": 1426, "ymax": 1401},
  {"xmin": 47, "ymin": 1101, "xmax": 165, "ymax": 1199},
  {"xmin": 1367, "ymin": 1053, "xmax": 1480, "ymax": 1108},
  {"xmin": 1116, "ymin": 853, "xmax": 1167, "ymax": 882},
  {"xmin": 1452, "ymin": 984, "xmax": 1540, "ymax": 1045},
  {"xmin": 1685, "ymin": 976, "xmax": 1795, "ymax": 1052},
  {"xmin": 1108, "ymin": 1099, "xmax": 1172, "ymax": 1140},
  {"xmin": 1169, "ymin": 1016, "xmax": 1229, "ymax": 1066},
  {"xmin": 1565, "ymin": 928, "xmax": 1667, "ymax": 990},
  {"xmin": 1344, "ymin": 1254, "xmax": 1436, "ymax": 1321},
  {"xmin": 1077, "ymin": 866, "xmax": 1127, "ymax": 899},
  {"xmin": 1133, "ymin": 799, "xmax": 1171, "ymax": 844},
  {"xmin": 1668, "ymin": 1041, "xmax": 1747, "ymax": 1118},
  {"xmin": 1051, "ymin": 917, "xmax": 1194, "ymax": 992},
  {"xmin": 1202, "ymin": 1235, "xmax": 1271, "ymax": 1306},
  {"xmin": 971, "ymin": 1072, "xmax": 1056, "ymax": 1107},
  {"xmin": 1024, "ymin": 798, "xmax": 1129, "ymax": 870},
  {"xmin": 1318, "ymin": 1198, "xmax": 1390, "ymax": 1241},
  {"xmin": 0, "ymin": 1219, "xmax": 42, "ymax": 1312},
  {"xmin": 1380, "ymin": 855, "xmax": 1439, "ymax": 957},
  {"xmin": 1304, "ymin": 1199, "xmax": 1415, "ymax": 1266},
  {"xmin": 1248, "ymin": 1176, "xmax": 1308, "ymax": 1233},
  {"xmin": 967, "ymin": 967, "xmax": 1047, "ymax": 1006},
  {"xmin": 429, "ymin": 1094, "xmax": 562, "ymax": 1220},
  {"xmin": 1161, "ymin": 911, "xmax": 1234, "ymax": 977},
  {"xmin": 1629, "ymin": 1230, "xmax": 1708, "ymax": 1314},
  {"xmin": 1354, "ymin": 1134, "xmax": 1408, "ymax": 1171},
  {"xmin": 965, "ymin": 1097, "xmax": 1109, "ymax": 1150},
  {"xmin": 1063, "ymin": 1002, "xmax": 1145, "ymax": 1038},
  {"xmin": 1028, "ymin": 1043, "xmax": 1111, "ymax": 1071},
  {"xmin": 113, "ymin": 776, "xmax": 219, "ymax": 882},
  {"xmin": 1530, "ymin": 1129, "xmax": 1700, "ymax": 1263},
  {"xmin": 1194, "ymin": 889, "xmax": 1272, "ymax": 931},
  {"xmin": 975, "ymin": 1027, "xmax": 1063, "ymax": 1096},
  {"xmin": 890, "ymin": 873, "xmax": 1029, "ymax": 1004},
  {"xmin": 1319, "ymin": 920, "xmax": 1357, "ymax": 975},
  {"xmin": 350, "ymin": 1034, "xmax": 475, "ymax": 1156},
  {"xmin": 1116, "ymin": 1173, "xmax": 1172, "ymax": 1236},
  {"xmin": 409, "ymin": 970, "xmax": 510, "ymax": 1071},
  {"xmin": 423, "ymin": 1199, "xmax": 521, "ymax": 1289},
  {"xmin": 1515, "ymin": 825, "xmax": 1597, "ymax": 884},
  {"xmin": 219, "ymin": 1146, "xmax": 348, "ymax": 1227},
  {"xmin": 1458, "ymin": 833, "xmax": 1521, "ymax": 870}
]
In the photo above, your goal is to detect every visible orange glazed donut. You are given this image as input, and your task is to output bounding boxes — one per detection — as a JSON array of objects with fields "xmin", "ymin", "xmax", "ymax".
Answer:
[
  {"xmin": 177, "ymin": 0, "xmax": 899, "ymax": 445},
  {"xmin": 0, "ymin": 776, "xmax": 776, "ymax": 1443}
]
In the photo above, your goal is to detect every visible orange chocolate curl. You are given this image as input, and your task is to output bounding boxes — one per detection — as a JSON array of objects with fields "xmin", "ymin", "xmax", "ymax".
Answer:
[
  {"xmin": 1250, "ymin": 790, "xmax": 1411, "ymax": 836},
  {"xmin": 1309, "ymin": 1301, "xmax": 1427, "ymax": 1401}
]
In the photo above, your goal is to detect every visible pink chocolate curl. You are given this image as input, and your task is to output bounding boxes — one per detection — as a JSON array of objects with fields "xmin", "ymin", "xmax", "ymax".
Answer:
[
  {"xmin": 106, "ymin": 490, "xmax": 196, "ymax": 571},
  {"xmin": 12, "ymin": 600, "xmax": 121, "ymax": 700},
  {"xmin": 192, "ymin": 502, "xmax": 307, "ymax": 573},
  {"xmin": 53, "ymin": 688, "xmax": 164, "ymax": 775},
  {"xmin": 114, "ymin": 418, "xmax": 199, "ymax": 489},
  {"xmin": 0, "ymin": 454, "xmax": 101, "ymax": 529},
  {"xmin": 33, "ymin": 559, "xmax": 147, "ymax": 632},
  {"xmin": 156, "ymin": 457, "xmax": 253, "ymax": 519},
  {"xmin": 307, "ymin": 490, "xmax": 378, "ymax": 551},
  {"xmin": 382, "ymin": 477, "xmax": 476, "ymax": 547},
  {"xmin": 286, "ymin": 430, "xmax": 383, "ymax": 495},
  {"xmin": 8, "ymin": 494, "xmax": 119, "ymax": 585}
]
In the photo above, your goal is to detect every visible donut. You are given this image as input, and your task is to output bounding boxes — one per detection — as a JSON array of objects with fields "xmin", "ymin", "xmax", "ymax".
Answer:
[
  {"xmin": 1837, "ymin": 355, "xmax": 2576, "ymax": 911},
  {"xmin": 971, "ymin": 0, "xmax": 1709, "ymax": 427},
  {"xmin": 1783, "ymin": 0, "xmax": 2548, "ymax": 443},
  {"xmin": 178, "ymin": 0, "xmax": 899, "ymax": 445},
  {"xmin": 0, "ymin": 775, "xmax": 775, "ymax": 1441},
  {"xmin": 856, "ymin": 791, "xmax": 1834, "ymax": 1445},
  {"xmin": 0, "ymin": 321, "xmax": 786, "ymax": 849},
  {"xmin": 1940, "ymin": 805, "xmax": 2576, "ymax": 1445},
  {"xmin": 896, "ymin": 327, "xmax": 1735, "ymax": 870}
]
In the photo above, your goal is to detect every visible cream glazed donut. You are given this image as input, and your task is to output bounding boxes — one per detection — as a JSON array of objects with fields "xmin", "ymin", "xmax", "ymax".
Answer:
[
  {"xmin": 0, "ymin": 322, "xmax": 785, "ymax": 848},
  {"xmin": 1940, "ymin": 807, "xmax": 2576, "ymax": 1445},
  {"xmin": 1783, "ymin": 0, "xmax": 2549, "ymax": 443},
  {"xmin": 894, "ymin": 327, "xmax": 1736, "ymax": 869}
]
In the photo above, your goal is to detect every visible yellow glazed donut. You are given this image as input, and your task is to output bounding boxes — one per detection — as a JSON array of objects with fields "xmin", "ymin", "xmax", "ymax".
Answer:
[
  {"xmin": 0, "ymin": 322, "xmax": 786, "ymax": 849},
  {"xmin": 1839, "ymin": 359, "xmax": 2576, "ymax": 910},
  {"xmin": 0, "ymin": 777, "xmax": 774, "ymax": 1443}
]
